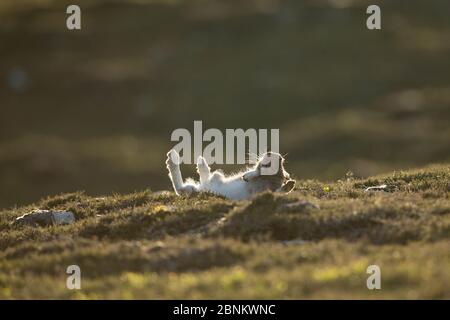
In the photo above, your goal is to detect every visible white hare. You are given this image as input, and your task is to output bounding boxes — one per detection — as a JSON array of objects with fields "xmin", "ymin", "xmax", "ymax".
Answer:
[{"xmin": 166, "ymin": 149, "xmax": 295, "ymax": 200}]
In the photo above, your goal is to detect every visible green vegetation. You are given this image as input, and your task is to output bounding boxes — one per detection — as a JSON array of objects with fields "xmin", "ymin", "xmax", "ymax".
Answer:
[
  {"xmin": 1, "ymin": 0, "xmax": 450, "ymax": 208},
  {"xmin": 1, "ymin": 0, "xmax": 449, "ymax": 300},
  {"xmin": 1, "ymin": 164, "xmax": 448, "ymax": 299}
]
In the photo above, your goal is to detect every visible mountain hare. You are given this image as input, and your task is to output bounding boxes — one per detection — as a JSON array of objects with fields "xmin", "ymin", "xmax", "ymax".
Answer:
[{"xmin": 166, "ymin": 149, "xmax": 295, "ymax": 200}]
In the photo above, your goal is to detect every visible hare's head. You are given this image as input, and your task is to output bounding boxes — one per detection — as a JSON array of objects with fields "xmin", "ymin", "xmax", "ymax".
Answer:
[{"xmin": 242, "ymin": 152, "xmax": 295, "ymax": 193}]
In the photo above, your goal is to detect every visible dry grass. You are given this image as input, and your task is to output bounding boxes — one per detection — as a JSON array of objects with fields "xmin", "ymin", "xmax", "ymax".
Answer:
[{"xmin": 0, "ymin": 164, "xmax": 449, "ymax": 299}]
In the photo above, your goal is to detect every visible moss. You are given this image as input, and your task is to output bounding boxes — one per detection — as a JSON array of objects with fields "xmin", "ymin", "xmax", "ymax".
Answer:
[{"xmin": 0, "ymin": 165, "xmax": 449, "ymax": 298}]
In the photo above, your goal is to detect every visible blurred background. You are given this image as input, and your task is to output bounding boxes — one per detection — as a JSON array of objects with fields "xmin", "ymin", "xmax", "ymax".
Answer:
[{"xmin": 1, "ymin": 0, "xmax": 449, "ymax": 209}]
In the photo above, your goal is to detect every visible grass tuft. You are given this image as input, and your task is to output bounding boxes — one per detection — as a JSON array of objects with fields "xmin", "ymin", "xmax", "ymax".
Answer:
[{"xmin": 0, "ymin": 165, "xmax": 449, "ymax": 298}]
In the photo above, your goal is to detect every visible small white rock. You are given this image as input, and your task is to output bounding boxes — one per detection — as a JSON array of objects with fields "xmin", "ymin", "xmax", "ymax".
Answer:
[
  {"xmin": 365, "ymin": 184, "xmax": 388, "ymax": 192},
  {"xmin": 52, "ymin": 211, "xmax": 76, "ymax": 225},
  {"xmin": 282, "ymin": 200, "xmax": 320, "ymax": 211},
  {"xmin": 14, "ymin": 209, "xmax": 75, "ymax": 226}
]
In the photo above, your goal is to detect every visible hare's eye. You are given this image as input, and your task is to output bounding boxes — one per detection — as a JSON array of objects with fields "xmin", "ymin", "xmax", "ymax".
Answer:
[{"xmin": 261, "ymin": 163, "xmax": 272, "ymax": 168}]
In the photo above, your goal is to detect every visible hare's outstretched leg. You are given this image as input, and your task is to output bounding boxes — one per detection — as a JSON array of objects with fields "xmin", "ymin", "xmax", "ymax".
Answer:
[
  {"xmin": 166, "ymin": 150, "xmax": 197, "ymax": 195},
  {"xmin": 196, "ymin": 156, "xmax": 211, "ymax": 184}
]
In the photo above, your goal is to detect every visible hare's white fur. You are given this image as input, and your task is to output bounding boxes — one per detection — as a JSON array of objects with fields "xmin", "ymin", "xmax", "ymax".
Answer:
[{"xmin": 166, "ymin": 149, "xmax": 295, "ymax": 200}]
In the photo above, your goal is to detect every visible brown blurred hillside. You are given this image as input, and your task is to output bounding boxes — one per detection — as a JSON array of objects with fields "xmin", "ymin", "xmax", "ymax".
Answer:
[{"xmin": 1, "ymin": 0, "xmax": 450, "ymax": 208}]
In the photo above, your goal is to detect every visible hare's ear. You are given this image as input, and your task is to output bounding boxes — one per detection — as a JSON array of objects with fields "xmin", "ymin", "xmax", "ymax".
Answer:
[
  {"xmin": 280, "ymin": 180, "xmax": 295, "ymax": 193},
  {"xmin": 242, "ymin": 169, "xmax": 260, "ymax": 182}
]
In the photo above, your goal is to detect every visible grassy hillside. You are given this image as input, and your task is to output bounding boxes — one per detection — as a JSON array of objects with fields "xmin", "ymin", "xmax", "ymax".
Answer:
[
  {"xmin": 1, "ymin": 0, "xmax": 450, "ymax": 208},
  {"xmin": 0, "ymin": 164, "xmax": 449, "ymax": 299}
]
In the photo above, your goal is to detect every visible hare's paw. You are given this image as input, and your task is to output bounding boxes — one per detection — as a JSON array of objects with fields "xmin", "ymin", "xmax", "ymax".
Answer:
[
  {"xmin": 166, "ymin": 149, "xmax": 181, "ymax": 167},
  {"xmin": 196, "ymin": 155, "xmax": 207, "ymax": 166},
  {"xmin": 196, "ymin": 156, "xmax": 211, "ymax": 183},
  {"xmin": 281, "ymin": 179, "xmax": 296, "ymax": 193},
  {"xmin": 196, "ymin": 156, "xmax": 210, "ymax": 172}
]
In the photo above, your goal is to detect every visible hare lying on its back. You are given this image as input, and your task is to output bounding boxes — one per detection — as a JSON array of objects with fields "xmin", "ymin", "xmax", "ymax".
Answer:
[{"xmin": 166, "ymin": 149, "xmax": 295, "ymax": 200}]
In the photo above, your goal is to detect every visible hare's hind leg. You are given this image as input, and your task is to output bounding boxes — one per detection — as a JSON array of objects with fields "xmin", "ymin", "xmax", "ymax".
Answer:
[
  {"xmin": 196, "ymin": 156, "xmax": 211, "ymax": 185},
  {"xmin": 166, "ymin": 150, "xmax": 197, "ymax": 195}
]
